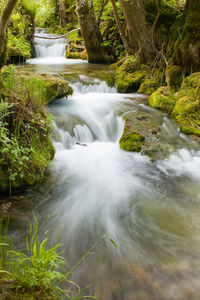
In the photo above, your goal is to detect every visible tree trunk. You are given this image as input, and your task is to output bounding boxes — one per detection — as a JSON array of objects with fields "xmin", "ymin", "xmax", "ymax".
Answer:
[
  {"xmin": 59, "ymin": 0, "xmax": 67, "ymax": 27},
  {"xmin": 0, "ymin": 0, "xmax": 18, "ymax": 66},
  {"xmin": 75, "ymin": 0, "xmax": 111, "ymax": 63},
  {"xmin": 110, "ymin": 0, "xmax": 133, "ymax": 55},
  {"xmin": 176, "ymin": 0, "xmax": 200, "ymax": 73},
  {"xmin": 118, "ymin": 0, "xmax": 156, "ymax": 61}
]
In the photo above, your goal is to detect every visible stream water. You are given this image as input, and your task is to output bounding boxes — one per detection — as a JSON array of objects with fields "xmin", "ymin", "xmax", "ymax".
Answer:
[{"xmin": 15, "ymin": 31, "xmax": 200, "ymax": 299}]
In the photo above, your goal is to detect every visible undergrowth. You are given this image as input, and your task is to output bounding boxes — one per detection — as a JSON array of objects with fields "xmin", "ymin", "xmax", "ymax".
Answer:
[
  {"xmin": 0, "ymin": 65, "xmax": 55, "ymax": 192},
  {"xmin": 0, "ymin": 216, "xmax": 106, "ymax": 299}
]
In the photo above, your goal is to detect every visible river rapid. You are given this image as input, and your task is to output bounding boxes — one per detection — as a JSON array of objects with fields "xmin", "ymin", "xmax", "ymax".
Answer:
[{"xmin": 15, "ymin": 30, "xmax": 200, "ymax": 300}]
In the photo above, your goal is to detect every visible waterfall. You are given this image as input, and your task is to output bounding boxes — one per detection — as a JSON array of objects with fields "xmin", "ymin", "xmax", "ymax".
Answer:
[
  {"xmin": 27, "ymin": 28, "xmax": 86, "ymax": 65},
  {"xmin": 34, "ymin": 30, "xmax": 66, "ymax": 58}
]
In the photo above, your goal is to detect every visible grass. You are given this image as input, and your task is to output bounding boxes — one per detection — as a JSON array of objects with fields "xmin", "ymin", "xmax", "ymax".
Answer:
[{"xmin": 0, "ymin": 216, "xmax": 107, "ymax": 299}]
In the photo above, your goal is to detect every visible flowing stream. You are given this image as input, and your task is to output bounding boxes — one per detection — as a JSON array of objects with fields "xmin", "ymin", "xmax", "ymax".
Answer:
[{"xmin": 16, "ymin": 31, "xmax": 200, "ymax": 299}]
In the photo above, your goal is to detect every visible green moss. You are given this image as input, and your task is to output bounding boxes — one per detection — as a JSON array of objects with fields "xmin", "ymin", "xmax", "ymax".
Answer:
[
  {"xmin": 172, "ymin": 96, "xmax": 198, "ymax": 119},
  {"xmin": 166, "ymin": 64, "xmax": 183, "ymax": 91},
  {"xmin": 180, "ymin": 126, "xmax": 200, "ymax": 137},
  {"xmin": 180, "ymin": 72, "xmax": 200, "ymax": 92},
  {"xmin": 0, "ymin": 68, "xmax": 73, "ymax": 105},
  {"xmin": 149, "ymin": 87, "xmax": 176, "ymax": 113},
  {"xmin": 170, "ymin": 72, "xmax": 200, "ymax": 138},
  {"xmin": 66, "ymin": 41, "xmax": 88, "ymax": 61},
  {"xmin": 115, "ymin": 56, "xmax": 147, "ymax": 92},
  {"xmin": 66, "ymin": 50, "xmax": 88, "ymax": 60},
  {"xmin": 119, "ymin": 131, "xmax": 145, "ymax": 152},
  {"xmin": 138, "ymin": 78, "xmax": 160, "ymax": 95}
]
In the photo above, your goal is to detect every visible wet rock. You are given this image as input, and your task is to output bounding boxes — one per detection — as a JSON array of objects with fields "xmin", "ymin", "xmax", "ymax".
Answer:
[{"xmin": 119, "ymin": 111, "xmax": 167, "ymax": 160}]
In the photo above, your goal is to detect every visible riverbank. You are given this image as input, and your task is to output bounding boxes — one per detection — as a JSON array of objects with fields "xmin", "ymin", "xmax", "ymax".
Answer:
[
  {"xmin": 0, "ymin": 65, "xmax": 72, "ymax": 193},
  {"xmin": 112, "ymin": 56, "xmax": 200, "ymax": 152}
]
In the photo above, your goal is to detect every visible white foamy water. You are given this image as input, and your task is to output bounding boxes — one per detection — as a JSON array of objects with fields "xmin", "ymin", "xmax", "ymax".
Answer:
[{"xmin": 43, "ymin": 78, "xmax": 200, "ymax": 298}]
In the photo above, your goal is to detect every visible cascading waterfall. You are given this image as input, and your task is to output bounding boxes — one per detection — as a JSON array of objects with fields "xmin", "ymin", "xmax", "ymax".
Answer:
[
  {"xmin": 22, "ymin": 31, "xmax": 200, "ymax": 299},
  {"xmin": 27, "ymin": 28, "xmax": 86, "ymax": 65}
]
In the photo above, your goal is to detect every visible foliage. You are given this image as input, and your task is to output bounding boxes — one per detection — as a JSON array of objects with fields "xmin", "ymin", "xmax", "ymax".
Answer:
[
  {"xmin": 5, "ymin": 0, "xmax": 33, "ymax": 62},
  {"xmin": 97, "ymin": 0, "xmax": 124, "ymax": 59},
  {"xmin": 8, "ymin": 217, "xmax": 69, "ymax": 299}
]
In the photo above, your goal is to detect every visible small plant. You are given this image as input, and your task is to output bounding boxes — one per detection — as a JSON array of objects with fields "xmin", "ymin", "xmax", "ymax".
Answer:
[
  {"xmin": 8, "ymin": 216, "xmax": 71, "ymax": 299},
  {"xmin": 0, "ymin": 216, "xmax": 108, "ymax": 299}
]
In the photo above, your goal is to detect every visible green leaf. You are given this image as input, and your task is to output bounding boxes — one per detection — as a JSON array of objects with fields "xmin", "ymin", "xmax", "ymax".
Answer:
[{"xmin": 109, "ymin": 238, "xmax": 118, "ymax": 248}]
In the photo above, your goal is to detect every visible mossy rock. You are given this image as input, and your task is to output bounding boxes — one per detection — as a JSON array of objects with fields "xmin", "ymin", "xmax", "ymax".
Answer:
[
  {"xmin": 180, "ymin": 72, "xmax": 200, "ymax": 92},
  {"xmin": 7, "ymin": 46, "xmax": 30, "ymax": 64},
  {"xmin": 66, "ymin": 42, "xmax": 88, "ymax": 61},
  {"xmin": 180, "ymin": 125, "xmax": 200, "ymax": 137},
  {"xmin": 115, "ymin": 56, "xmax": 145, "ymax": 93},
  {"xmin": 116, "ymin": 69, "xmax": 147, "ymax": 93},
  {"xmin": 0, "ymin": 67, "xmax": 73, "ymax": 105},
  {"xmin": 37, "ymin": 74, "xmax": 73, "ymax": 103},
  {"xmin": 119, "ymin": 110, "xmax": 176, "ymax": 160},
  {"xmin": 171, "ymin": 73, "xmax": 200, "ymax": 128},
  {"xmin": 149, "ymin": 87, "xmax": 176, "ymax": 113},
  {"xmin": 166, "ymin": 64, "xmax": 183, "ymax": 91},
  {"xmin": 66, "ymin": 49, "xmax": 88, "ymax": 60},
  {"xmin": 138, "ymin": 78, "xmax": 160, "ymax": 95},
  {"xmin": 119, "ymin": 131, "xmax": 145, "ymax": 152},
  {"xmin": 148, "ymin": 72, "xmax": 200, "ymax": 139},
  {"xmin": 172, "ymin": 96, "xmax": 198, "ymax": 119}
]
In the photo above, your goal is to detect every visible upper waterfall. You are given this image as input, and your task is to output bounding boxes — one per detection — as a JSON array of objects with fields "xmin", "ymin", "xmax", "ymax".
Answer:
[
  {"xmin": 27, "ymin": 28, "xmax": 87, "ymax": 65},
  {"xmin": 33, "ymin": 29, "xmax": 67, "ymax": 58}
]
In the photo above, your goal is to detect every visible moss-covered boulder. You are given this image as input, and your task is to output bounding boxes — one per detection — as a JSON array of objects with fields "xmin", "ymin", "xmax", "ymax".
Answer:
[
  {"xmin": 115, "ymin": 56, "xmax": 147, "ymax": 93},
  {"xmin": 149, "ymin": 87, "xmax": 176, "ymax": 114},
  {"xmin": 119, "ymin": 108, "xmax": 177, "ymax": 160},
  {"xmin": 0, "ymin": 67, "xmax": 73, "ymax": 105},
  {"xmin": 149, "ymin": 72, "xmax": 200, "ymax": 139},
  {"xmin": 0, "ymin": 66, "xmax": 72, "ymax": 192},
  {"xmin": 37, "ymin": 74, "xmax": 73, "ymax": 103},
  {"xmin": 166, "ymin": 64, "xmax": 183, "ymax": 91},
  {"xmin": 114, "ymin": 56, "xmax": 166, "ymax": 95},
  {"xmin": 7, "ymin": 46, "xmax": 30, "ymax": 64},
  {"xmin": 171, "ymin": 72, "xmax": 200, "ymax": 136},
  {"xmin": 119, "ymin": 129, "xmax": 145, "ymax": 152},
  {"xmin": 66, "ymin": 41, "xmax": 88, "ymax": 61},
  {"xmin": 138, "ymin": 78, "xmax": 160, "ymax": 95}
]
